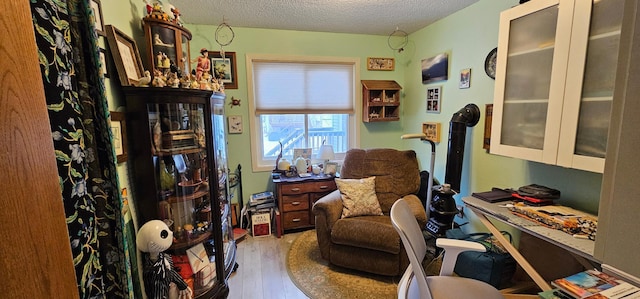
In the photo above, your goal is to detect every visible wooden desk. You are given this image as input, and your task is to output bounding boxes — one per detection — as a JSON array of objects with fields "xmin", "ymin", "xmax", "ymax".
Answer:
[
  {"xmin": 273, "ymin": 174, "xmax": 337, "ymax": 236},
  {"xmin": 462, "ymin": 196, "xmax": 599, "ymax": 291}
]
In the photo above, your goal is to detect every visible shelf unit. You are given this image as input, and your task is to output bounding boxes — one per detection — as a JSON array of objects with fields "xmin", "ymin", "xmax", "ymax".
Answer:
[
  {"xmin": 123, "ymin": 87, "xmax": 235, "ymax": 299},
  {"xmin": 361, "ymin": 80, "xmax": 402, "ymax": 122},
  {"xmin": 142, "ymin": 16, "xmax": 192, "ymax": 77}
]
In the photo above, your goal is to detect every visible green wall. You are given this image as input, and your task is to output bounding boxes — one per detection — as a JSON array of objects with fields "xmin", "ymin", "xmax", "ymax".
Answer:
[{"xmin": 102, "ymin": 0, "xmax": 603, "ymax": 234}]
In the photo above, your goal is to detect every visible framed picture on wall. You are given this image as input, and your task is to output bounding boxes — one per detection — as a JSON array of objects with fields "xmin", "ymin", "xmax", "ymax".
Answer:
[
  {"xmin": 459, "ymin": 68, "xmax": 471, "ymax": 89},
  {"xmin": 110, "ymin": 111, "xmax": 128, "ymax": 163},
  {"xmin": 209, "ymin": 51, "xmax": 237, "ymax": 89},
  {"xmin": 105, "ymin": 25, "xmax": 145, "ymax": 86},
  {"xmin": 422, "ymin": 122, "xmax": 442, "ymax": 143},
  {"xmin": 421, "ymin": 53, "xmax": 448, "ymax": 84},
  {"xmin": 90, "ymin": 0, "xmax": 105, "ymax": 36},
  {"xmin": 367, "ymin": 57, "xmax": 395, "ymax": 71},
  {"xmin": 426, "ymin": 86, "xmax": 441, "ymax": 113}
]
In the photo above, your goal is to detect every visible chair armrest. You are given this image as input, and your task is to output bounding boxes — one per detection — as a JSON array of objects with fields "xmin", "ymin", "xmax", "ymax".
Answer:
[
  {"xmin": 312, "ymin": 189, "xmax": 343, "ymax": 229},
  {"xmin": 402, "ymin": 194, "xmax": 428, "ymax": 228},
  {"xmin": 436, "ymin": 238, "xmax": 486, "ymax": 276}
]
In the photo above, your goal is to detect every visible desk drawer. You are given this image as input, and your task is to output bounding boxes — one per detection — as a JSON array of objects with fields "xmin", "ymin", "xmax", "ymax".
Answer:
[
  {"xmin": 282, "ymin": 194, "xmax": 309, "ymax": 212},
  {"xmin": 280, "ymin": 180, "xmax": 336, "ymax": 195},
  {"xmin": 283, "ymin": 211, "xmax": 310, "ymax": 229}
]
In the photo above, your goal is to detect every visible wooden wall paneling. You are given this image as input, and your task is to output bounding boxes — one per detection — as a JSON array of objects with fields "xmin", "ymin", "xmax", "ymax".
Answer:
[{"xmin": 0, "ymin": 1, "xmax": 79, "ymax": 298}]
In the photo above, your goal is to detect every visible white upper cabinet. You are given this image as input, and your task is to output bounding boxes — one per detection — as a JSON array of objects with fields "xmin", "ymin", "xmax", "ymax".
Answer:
[{"xmin": 490, "ymin": 0, "xmax": 624, "ymax": 173}]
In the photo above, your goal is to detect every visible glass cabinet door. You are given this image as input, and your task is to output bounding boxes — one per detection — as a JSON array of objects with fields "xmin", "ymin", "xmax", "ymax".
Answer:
[
  {"xmin": 148, "ymin": 101, "xmax": 219, "ymax": 297},
  {"xmin": 558, "ymin": 0, "xmax": 624, "ymax": 172},
  {"xmin": 492, "ymin": 0, "xmax": 573, "ymax": 163}
]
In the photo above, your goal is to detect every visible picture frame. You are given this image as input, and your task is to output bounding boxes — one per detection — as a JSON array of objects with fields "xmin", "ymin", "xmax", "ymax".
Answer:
[
  {"xmin": 426, "ymin": 86, "xmax": 442, "ymax": 113},
  {"xmin": 324, "ymin": 162, "xmax": 338, "ymax": 176},
  {"xmin": 110, "ymin": 111, "xmax": 128, "ymax": 163},
  {"xmin": 421, "ymin": 53, "xmax": 449, "ymax": 84},
  {"xmin": 227, "ymin": 115, "xmax": 243, "ymax": 134},
  {"xmin": 422, "ymin": 122, "xmax": 442, "ymax": 143},
  {"xmin": 209, "ymin": 51, "xmax": 237, "ymax": 89},
  {"xmin": 459, "ymin": 68, "xmax": 471, "ymax": 89},
  {"xmin": 104, "ymin": 25, "xmax": 145, "ymax": 86},
  {"xmin": 99, "ymin": 47, "xmax": 109, "ymax": 78},
  {"xmin": 90, "ymin": 0, "xmax": 105, "ymax": 36},
  {"xmin": 367, "ymin": 57, "xmax": 395, "ymax": 71}
]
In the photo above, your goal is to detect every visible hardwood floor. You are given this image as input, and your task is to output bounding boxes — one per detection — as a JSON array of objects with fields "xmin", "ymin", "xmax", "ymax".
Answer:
[{"xmin": 227, "ymin": 230, "xmax": 308, "ymax": 299}]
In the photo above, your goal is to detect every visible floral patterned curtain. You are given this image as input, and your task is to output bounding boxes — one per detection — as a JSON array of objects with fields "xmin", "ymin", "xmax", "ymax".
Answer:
[{"xmin": 30, "ymin": 0, "xmax": 132, "ymax": 298}]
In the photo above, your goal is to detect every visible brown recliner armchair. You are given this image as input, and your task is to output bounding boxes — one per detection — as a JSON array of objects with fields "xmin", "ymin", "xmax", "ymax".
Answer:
[{"xmin": 312, "ymin": 148, "xmax": 427, "ymax": 276}]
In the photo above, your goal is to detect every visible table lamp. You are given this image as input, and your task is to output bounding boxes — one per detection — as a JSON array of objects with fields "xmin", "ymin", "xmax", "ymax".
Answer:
[{"xmin": 319, "ymin": 144, "xmax": 335, "ymax": 173}]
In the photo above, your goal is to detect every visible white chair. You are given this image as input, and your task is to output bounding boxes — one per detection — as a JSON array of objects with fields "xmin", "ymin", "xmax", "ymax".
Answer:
[{"xmin": 391, "ymin": 199, "xmax": 505, "ymax": 299}]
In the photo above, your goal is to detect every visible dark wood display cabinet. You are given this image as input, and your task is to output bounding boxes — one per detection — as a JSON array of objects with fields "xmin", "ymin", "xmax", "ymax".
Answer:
[
  {"xmin": 123, "ymin": 87, "xmax": 236, "ymax": 299},
  {"xmin": 362, "ymin": 80, "xmax": 402, "ymax": 122}
]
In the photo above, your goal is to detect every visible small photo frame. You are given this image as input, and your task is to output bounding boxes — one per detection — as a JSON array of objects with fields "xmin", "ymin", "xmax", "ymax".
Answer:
[
  {"xmin": 459, "ymin": 68, "xmax": 471, "ymax": 89},
  {"xmin": 367, "ymin": 57, "xmax": 395, "ymax": 71},
  {"xmin": 227, "ymin": 115, "xmax": 242, "ymax": 134},
  {"xmin": 104, "ymin": 25, "xmax": 145, "ymax": 86},
  {"xmin": 90, "ymin": 0, "xmax": 105, "ymax": 36},
  {"xmin": 421, "ymin": 53, "xmax": 448, "ymax": 84},
  {"xmin": 99, "ymin": 47, "xmax": 108, "ymax": 78},
  {"xmin": 209, "ymin": 51, "xmax": 237, "ymax": 89},
  {"xmin": 110, "ymin": 111, "xmax": 128, "ymax": 163},
  {"xmin": 422, "ymin": 122, "xmax": 441, "ymax": 143},
  {"xmin": 426, "ymin": 86, "xmax": 441, "ymax": 113},
  {"xmin": 324, "ymin": 162, "xmax": 338, "ymax": 176}
]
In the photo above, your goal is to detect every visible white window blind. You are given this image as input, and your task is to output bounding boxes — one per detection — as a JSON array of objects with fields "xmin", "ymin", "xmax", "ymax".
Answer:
[{"xmin": 253, "ymin": 61, "xmax": 355, "ymax": 115}]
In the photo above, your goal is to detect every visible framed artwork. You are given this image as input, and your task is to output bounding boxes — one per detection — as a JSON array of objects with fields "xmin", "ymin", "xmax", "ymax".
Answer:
[
  {"xmin": 426, "ymin": 86, "xmax": 441, "ymax": 113},
  {"xmin": 421, "ymin": 53, "xmax": 448, "ymax": 84},
  {"xmin": 90, "ymin": 0, "xmax": 105, "ymax": 36},
  {"xmin": 209, "ymin": 51, "xmax": 237, "ymax": 89},
  {"xmin": 105, "ymin": 25, "xmax": 145, "ymax": 86},
  {"xmin": 422, "ymin": 122, "xmax": 441, "ymax": 143},
  {"xmin": 227, "ymin": 115, "xmax": 243, "ymax": 134},
  {"xmin": 99, "ymin": 47, "xmax": 109, "ymax": 78},
  {"xmin": 367, "ymin": 57, "xmax": 395, "ymax": 71},
  {"xmin": 324, "ymin": 162, "xmax": 338, "ymax": 176},
  {"xmin": 459, "ymin": 68, "xmax": 471, "ymax": 89},
  {"xmin": 110, "ymin": 111, "xmax": 128, "ymax": 163}
]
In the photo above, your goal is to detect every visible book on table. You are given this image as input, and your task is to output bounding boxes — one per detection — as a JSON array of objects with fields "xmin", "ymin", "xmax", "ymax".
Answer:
[{"xmin": 552, "ymin": 269, "xmax": 640, "ymax": 299}]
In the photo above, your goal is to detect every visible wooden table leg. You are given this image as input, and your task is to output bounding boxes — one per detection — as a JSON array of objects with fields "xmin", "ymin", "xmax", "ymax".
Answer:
[{"xmin": 475, "ymin": 212, "xmax": 552, "ymax": 291}]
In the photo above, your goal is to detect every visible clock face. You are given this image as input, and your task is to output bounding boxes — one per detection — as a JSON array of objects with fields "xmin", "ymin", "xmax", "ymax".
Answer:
[{"xmin": 485, "ymin": 48, "xmax": 497, "ymax": 80}]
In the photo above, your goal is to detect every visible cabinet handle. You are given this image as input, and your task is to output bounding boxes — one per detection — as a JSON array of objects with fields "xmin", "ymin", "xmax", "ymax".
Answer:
[
  {"xmin": 291, "ymin": 201, "xmax": 301, "ymax": 205},
  {"xmin": 319, "ymin": 185, "xmax": 329, "ymax": 189},
  {"xmin": 292, "ymin": 218, "xmax": 301, "ymax": 222},
  {"xmin": 290, "ymin": 188, "xmax": 301, "ymax": 192}
]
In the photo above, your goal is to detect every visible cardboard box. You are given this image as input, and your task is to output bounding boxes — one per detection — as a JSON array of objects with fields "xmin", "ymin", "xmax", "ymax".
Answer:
[{"xmin": 251, "ymin": 212, "xmax": 271, "ymax": 237}]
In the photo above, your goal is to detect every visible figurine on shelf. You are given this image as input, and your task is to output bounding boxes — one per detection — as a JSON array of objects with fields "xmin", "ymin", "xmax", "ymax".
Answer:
[
  {"xmin": 167, "ymin": 72, "xmax": 180, "ymax": 88},
  {"xmin": 192, "ymin": 48, "xmax": 210, "ymax": 82},
  {"xmin": 137, "ymin": 220, "xmax": 193, "ymax": 299},
  {"xmin": 152, "ymin": 69, "xmax": 167, "ymax": 87},
  {"xmin": 137, "ymin": 70, "xmax": 152, "ymax": 87},
  {"xmin": 170, "ymin": 7, "xmax": 183, "ymax": 26}
]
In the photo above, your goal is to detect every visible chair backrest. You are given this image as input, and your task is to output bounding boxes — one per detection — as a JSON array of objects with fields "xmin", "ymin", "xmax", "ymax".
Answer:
[
  {"xmin": 341, "ymin": 148, "xmax": 421, "ymax": 213},
  {"xmin": 391, "ymin": 199, "xmax": 432, "ymax": 299}
]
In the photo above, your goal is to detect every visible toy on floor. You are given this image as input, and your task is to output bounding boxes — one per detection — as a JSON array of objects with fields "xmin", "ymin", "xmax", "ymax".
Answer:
[{"xmin": 137, "ymin": 220, "xmax": 193, "ymax": 299}]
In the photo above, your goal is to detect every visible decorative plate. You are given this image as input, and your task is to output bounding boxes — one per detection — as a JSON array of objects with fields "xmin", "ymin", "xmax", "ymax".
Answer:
[{"xmin": 485, "ymin": 47, "xmax": 497, "ymax": 79}]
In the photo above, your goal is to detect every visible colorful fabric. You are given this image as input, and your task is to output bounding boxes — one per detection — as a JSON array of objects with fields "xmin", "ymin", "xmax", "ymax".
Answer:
[{"xmin": 30, "ymin": 0, "xmax": 132, "ymax": 297}]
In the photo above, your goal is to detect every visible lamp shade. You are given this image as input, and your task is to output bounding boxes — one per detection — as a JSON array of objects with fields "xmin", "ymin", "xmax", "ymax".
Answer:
[{"xmin": 319, "ymin": 144, "xmax": 335, "ymax": 161}]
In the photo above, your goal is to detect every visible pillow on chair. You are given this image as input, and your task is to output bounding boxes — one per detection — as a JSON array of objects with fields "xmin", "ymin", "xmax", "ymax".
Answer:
[{"xmin": 335, "ymin": 176, "xmax": 383, "ymax": 218}]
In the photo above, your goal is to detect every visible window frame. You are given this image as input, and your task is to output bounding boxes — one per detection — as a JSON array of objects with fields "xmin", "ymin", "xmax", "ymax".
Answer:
[{"xmin": 246, "ymin": 54, "xmax": 361, "ymax": 172}]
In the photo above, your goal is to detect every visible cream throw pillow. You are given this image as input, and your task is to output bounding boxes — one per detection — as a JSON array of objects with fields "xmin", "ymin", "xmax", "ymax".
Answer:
[{"xmin": 335, "ymin": 176, "xmax": 383, "ymax": 218}]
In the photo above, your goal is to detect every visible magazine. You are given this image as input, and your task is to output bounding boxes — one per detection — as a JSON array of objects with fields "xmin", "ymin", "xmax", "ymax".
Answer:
[{"xmin": 552, "ymin": 270, "xmax": 640, "ymax": 299}]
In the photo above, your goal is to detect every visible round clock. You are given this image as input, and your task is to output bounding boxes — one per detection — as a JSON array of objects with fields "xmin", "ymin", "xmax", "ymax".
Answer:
[{"xmin": 484, "ymin": 47, "xmax": 497, "ymax": 79}]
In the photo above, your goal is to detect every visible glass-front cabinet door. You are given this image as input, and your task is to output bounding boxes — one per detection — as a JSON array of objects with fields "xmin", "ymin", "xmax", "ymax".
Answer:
[
  {"xmin": 557, "ymin": 0, "xmax": 624, "ymax": 172},
  {"xmin": 124, "ymin": 87, "xmax": 235, "ymax": 299},
  {"xmin": 491, "ymin": 0, "xmax": 624, "ymax": 173}
]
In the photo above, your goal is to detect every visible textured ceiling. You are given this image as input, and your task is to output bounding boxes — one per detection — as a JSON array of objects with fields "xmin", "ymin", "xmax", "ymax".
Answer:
[{"xmin": 169, "ymin": 0, "xmax": 480, "ymax": 36}]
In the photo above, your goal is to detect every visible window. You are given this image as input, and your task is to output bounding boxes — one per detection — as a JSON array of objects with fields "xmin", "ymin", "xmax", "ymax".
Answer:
[{"xmin": 247, "ymin": 55, "xmax": 360, "ymax": 171}]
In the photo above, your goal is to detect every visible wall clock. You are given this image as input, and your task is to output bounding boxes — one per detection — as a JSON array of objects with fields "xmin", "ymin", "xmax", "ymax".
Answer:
[
  {"xmin": 228, "ymin": 115, "xmax": 242, "ymax": 134},
  {"xmin": 484, "ymin": 47, "xmax": 497, "ymax": 79}
]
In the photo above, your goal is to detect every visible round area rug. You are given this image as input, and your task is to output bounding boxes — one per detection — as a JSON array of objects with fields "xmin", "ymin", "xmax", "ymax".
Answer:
[{"xmin": 286, "ymin": 229, "xmax": 399, "ymax": 299}]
